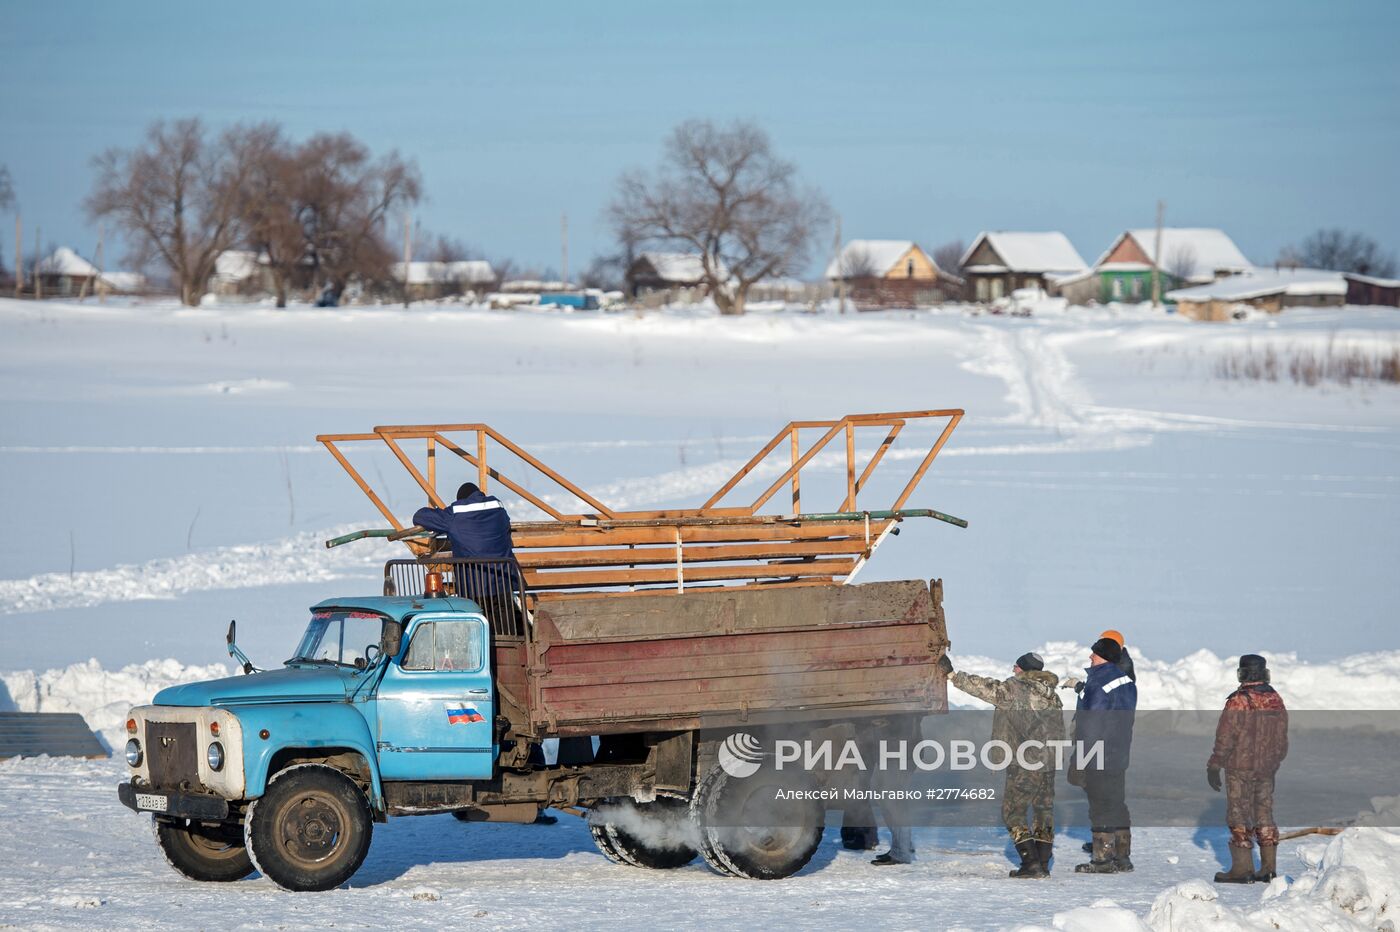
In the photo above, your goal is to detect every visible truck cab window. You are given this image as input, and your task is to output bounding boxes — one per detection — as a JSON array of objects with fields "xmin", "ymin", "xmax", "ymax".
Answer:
[{"xmin": 402, "ymin": 620, "xmax": 484, "ymax": 672}]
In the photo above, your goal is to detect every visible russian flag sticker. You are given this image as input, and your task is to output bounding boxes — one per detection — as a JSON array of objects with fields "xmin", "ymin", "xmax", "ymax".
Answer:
[{"xmin": 445, "ymin": 703, "xmax": 485, "ymax": 725}]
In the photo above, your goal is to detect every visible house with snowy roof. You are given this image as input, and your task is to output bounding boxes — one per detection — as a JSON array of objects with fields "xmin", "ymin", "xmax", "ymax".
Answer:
[
  {"xmin": 392, "ymin": 259, "xmax": 496, "ymax": 299},
  {"xmin": 1055, "ymin": 228, "xmax": 1251, "ymax": 305},
  {"xmin": 36, "ymin": 246, "xmax": 145, "ymax": 297},
  {"xmin": 625, "ymin": 252, "xmax": 722, "ymax": 303},
  {"xmin": 825, "ymin": 239, "xmax": 958, "ymax": 308},
  {"xmin": 1167, "ymin": 267, "xmax": 1346, "ymax": 321},
  {"xmin": 960, "ymin": 232, "xmax": 1087, "ymax": 303}
]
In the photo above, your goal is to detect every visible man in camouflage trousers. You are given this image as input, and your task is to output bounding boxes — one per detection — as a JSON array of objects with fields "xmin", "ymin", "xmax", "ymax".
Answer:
[
  {"xmin": 941, "ymin": 650, "xmax": 1066, "ymax": 878},
  {"xmin": 1208, "ymin": 653, "xmax": 1289, "ymax": 884}
]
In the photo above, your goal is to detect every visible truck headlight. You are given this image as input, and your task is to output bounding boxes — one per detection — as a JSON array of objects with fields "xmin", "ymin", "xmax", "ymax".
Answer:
[
  {"xmin": 206, "ymin": 741, "xmax": 224, "ymax": 772},
  {"xmin": 125, "ymin": 739, "xmax": 142, "ymax": 767}
]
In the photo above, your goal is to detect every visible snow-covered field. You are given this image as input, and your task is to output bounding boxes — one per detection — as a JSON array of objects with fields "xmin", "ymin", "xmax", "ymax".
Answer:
[{"xmin": 1, "ymin": 296, "xmax": 1398, "ymax": 929}]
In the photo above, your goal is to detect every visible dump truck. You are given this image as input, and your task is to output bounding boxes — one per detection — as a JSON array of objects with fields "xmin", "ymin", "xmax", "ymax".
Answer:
[{"xmin": 118, "ymin": 411, "xmax": 965, "ymax": 890}]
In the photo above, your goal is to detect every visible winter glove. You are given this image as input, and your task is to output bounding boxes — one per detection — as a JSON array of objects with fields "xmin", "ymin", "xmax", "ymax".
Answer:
[
  {"xmin": 1060, "ymin": 675, "xmax": 1082, "ymax": 691},
  {"xmin": 1207, "ymin": 766, "xmax": 1222, "ymax": 792},
  {"xmin": 937, "ymin": 654, "xmax": 954, "ymax": 676}
]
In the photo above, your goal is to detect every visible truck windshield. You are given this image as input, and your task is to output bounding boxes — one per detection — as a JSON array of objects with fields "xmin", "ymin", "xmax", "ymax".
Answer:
[{"xmin": 290, "ymin": 611, "xmax": 385, "ymax": 667}]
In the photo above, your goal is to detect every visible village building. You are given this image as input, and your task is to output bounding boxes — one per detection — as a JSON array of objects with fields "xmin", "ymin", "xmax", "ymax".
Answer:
[
  {"xmin": 959, "ymin": 231, "xmax": 1087, "ymax": 302},
  {"xmin": 1344, "ymin": 272, "xmax": 1400, "ymax": 308},
  {"xmin": 1056, "ymin": 228, "xmax": 1251, "ymax": 305},
  {"xmin": 392, "ymin": 259, "xmax": 497, "ymax": 300},
  {"xmin": 624, "ymin": 252, "xmax": 719, "ymax": 305},
  {"xmin": 210, "ymin": 250, "xmax": 274, "ymax": 296},
  {"xmin": 825, "ymin": 239, "xmax": 957, "ymax": 308},
  {"xmin": 1166, "ymin": 267, "xmax": 1345, "ymax": 321},
  {"xmin": 36, "ymin": 246, "xmax": 144, "ymax": 297}
]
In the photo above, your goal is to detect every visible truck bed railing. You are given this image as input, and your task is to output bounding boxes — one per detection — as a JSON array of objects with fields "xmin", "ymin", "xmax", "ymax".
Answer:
[
  {"xmin": 383, "ymin": 557, "xmax": 530, "ymax": 638},
  {"xmin": 323, "ymin": 410, "xmax": 966, "ymax": 599}
]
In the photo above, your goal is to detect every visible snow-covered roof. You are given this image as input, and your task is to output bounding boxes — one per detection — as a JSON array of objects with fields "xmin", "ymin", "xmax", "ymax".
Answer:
[
  {"xmin": 393, "ymin": 260, "xmax": 496, "ymax": 285},
  {"xmin": 825, "ymin": 240, "xmax": 932, "ymax": 279},
  {"xmin": 1343, "ymin": 272, "xmax": 1400, "ymax": 288},
  {"xmin": 214, "ymin": 250, "xmax": 262, "ymax": 282},
  {"xmin": 961, "ymin": 232, "xmax": 1087, "ymax": 274},
  {"xmin": 632, "ymin": 252, "xmax": 711, "ymax": 283},
  {"xmin": 37, "ymin": 247, "xmax": 99, "ymax": 277},
  {"xmin": 1165, "ymin": 267, "xmax": 1346, "ymax": 302},
  {"xmin": 1096, "ymin": 228, "xmax": 1250, "ymax": 283}
]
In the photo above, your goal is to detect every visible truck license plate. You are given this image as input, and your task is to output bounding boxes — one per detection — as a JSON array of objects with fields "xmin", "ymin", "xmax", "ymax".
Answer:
[{"xmin": 134, "ymin": 793, "xmax": 168, "ymax": 812}]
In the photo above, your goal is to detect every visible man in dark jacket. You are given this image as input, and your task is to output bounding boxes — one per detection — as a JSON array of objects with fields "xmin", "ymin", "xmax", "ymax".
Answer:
[
  {"xmin": 1209, "ymin": 654, "xmax": 1289, "ymax": 884},
  {"xmin": 947, "ymin": 651, "xmax": 1066, "ymax": 878},
  {"xmin": 1072, "ymin": 637, "xmax": 1137, "ymax": 874},
  {"xmin": 413, "ymin": 482, "xmax": 514, "ymax": 559}
]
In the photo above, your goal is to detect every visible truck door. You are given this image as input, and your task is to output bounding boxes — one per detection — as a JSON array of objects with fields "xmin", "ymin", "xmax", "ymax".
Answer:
[{"xmin": 374, "ymin": 612, "xmax": 496, "ymax": 780}]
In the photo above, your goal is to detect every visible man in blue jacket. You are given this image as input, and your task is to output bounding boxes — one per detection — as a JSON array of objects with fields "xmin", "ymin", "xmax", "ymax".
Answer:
[
  {"xmin": 1072, "ymin": 636, "xmax": 1137, "ymax": 874},
  {"xmin": 413, "ymin": 482, "xmax": 514, "ymax": 560}
]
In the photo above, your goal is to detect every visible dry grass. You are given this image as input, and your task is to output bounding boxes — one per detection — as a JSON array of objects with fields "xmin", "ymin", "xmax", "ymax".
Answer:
[{"xmin": 1215, "ymin": 342, "xmax": 1400, "ymax": 387}]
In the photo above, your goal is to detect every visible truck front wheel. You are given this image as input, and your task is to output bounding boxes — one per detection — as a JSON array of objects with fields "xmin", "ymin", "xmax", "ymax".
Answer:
[
  {"xmin": 245, "ymin": 764, "xmax": 373, "ymax": 892},
  {"xmin": 154, "ymin": 818, "xmax": 254, "ymax": 882},
  {"xmin": 692, "ymin": 763, "xmax": 823, "ymax": 880}
]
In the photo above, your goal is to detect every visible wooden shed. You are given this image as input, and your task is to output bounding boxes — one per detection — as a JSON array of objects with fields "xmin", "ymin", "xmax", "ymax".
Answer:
[
  {"xmin": 1344, "ymin": 273, "xmax": 1400, "ymax": 308},
  {"xmin": 825, "ymin": 239, "xmax": 956, "ymax": 308}
]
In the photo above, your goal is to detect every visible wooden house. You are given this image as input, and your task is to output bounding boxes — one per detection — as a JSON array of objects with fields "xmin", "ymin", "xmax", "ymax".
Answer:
[
  {"xmin": 825, "ymin": 240, "xmax": 956, "ymax": 308},
  {"xmin": 1344, "ymin": 273, "xmax": 1400, "ymax": 308},
  {"xmin": 392, "ymin": 260, "xmax": 497, "ymax": 300},
  {"xmin": 624, "ymin": 252, "xmax": 719, "ymax": 305},
  {"xmin": 36, "ymin": 247, "xmax": 143, "ymax": 297},
  {"xmin": 1166, "ymin": 268, "xmax": 1345, "ymax": 321},
  {"xmin": 960, "ymin": 232, "xmax": 1086, "ymax": 302},
  {"xmin": 1057, "ymin": 228, "xmax": 1251, "ymax": 305}
]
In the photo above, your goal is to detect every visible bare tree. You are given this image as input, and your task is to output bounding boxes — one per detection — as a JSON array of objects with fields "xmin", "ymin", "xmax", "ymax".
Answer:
[
  {"xmin": 236, "ymin": 124, "xmax": 304, "ymax": 307},
  {"xmin": 295, "ymin": 132, "xmax": 422, "ymax": 300},
  {"xmin": 0, "ymin": 165, "xmax": 14, "ymax": 212},
  {"xmin": 1165, "ymin": 244, "xmax": 1198, "ymax": 283},
  {"xmin": 87, "ymin": 119, "xmax": 260, "ymax": 306},
  {"xmin": 610, "ymin": 119, "xmax": 829, "ymax": 315},
  {"xmin": 932, "ymin": 239, "xmax": 965, "ymax": 278},
  {"xmin": 1281, "ymin": 228, "xmax": 1396, "ymax": 277},
  {"xmin": 835, "ymin": 245, "xmax": 880, "ymax": 279}
]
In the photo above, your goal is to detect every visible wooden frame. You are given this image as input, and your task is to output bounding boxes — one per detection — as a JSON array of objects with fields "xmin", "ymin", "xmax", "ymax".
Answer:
[{"xmin": 318, "ymin": 410, "xmax": 964, "ymax": 599}]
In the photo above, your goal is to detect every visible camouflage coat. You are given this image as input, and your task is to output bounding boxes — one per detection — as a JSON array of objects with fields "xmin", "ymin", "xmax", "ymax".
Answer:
[
  {"xmin": 1209, "ymin": 683, "xmax": 1289, "ymax": 774},
  {"xmin": 950, "ymin": 669, "xmax": 1066, "ymax": 768}
]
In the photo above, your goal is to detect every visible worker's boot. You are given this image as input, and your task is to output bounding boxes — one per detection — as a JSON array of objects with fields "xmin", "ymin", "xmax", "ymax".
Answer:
[
  {"xmin": 1074, "ymin": 832, "xmax": 1120, "ymax": 873},
  {"xmin": 1113, "ymin": 829, "xmax": 1134, "ymax": 872},
  {"xmin": 1009, "ymin": 839, "xmax": 1048, "ymax": 878},
  {"xmin": 1214, "ymin": 845, "xmax": 1257, "ymax": 883},
  {"xmin": 1254, "ymin": 844, "xmax": 1278, "ymax": 883},
  {"xmin": 1036, "ymin": 839, "xmax": 1054, "ymax": 874}
]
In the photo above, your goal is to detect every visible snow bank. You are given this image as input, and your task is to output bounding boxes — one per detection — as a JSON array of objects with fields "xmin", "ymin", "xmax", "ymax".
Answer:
[
  {"xmin": 0, "ymin": 658, "xmax": 229, "ymax": 750},
  {"xmin": 950, "ymin": 642, "xmax": 1400, "ymax": 711}
]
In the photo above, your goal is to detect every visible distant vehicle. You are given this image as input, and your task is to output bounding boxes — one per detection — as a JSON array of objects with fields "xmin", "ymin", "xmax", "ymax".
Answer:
[
  {"xmin": 538, "ymin": 292, "xmax": 599, "ymax": 309},
  {"xmin": 118, "ymin": 412, "xmax": 967, "ymax": 891}
]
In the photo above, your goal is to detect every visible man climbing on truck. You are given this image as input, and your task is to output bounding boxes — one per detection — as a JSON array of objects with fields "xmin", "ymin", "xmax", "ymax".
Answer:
[{"xmin": 413, "ymin": 482, "xmax": 515, "ymax": 560}]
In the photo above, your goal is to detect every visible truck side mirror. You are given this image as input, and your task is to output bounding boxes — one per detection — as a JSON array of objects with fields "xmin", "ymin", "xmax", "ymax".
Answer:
[
  {"xmin": 382, "ymin": 620, "xmax": 404, "ymax": 659},
  {"xmin": 226, "ymin": 619, "xmax": 237, "ymax": 646}
]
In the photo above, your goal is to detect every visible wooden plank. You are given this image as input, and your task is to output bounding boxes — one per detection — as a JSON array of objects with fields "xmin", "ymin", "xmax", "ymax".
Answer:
[
  {"xmin": 523, "ymin": 559, "xmax": 857, "ymax": 589},
  {"xmin": 516, "ymin": 539, "xmax": 871, "ymax": 569},
  {"xmin": 532, "ymin": 579, "xmax": 838, "ymax": 602},
  {"xmin": 512, "ymin": 521, "xmax": 888, "ymax": 548},
  {"xmin": 892, "ymin": 411, "xmax": 962, "ymax": 510},
  {"xmin": 320, "ymin": 439, "xmax": 403, "ymax": 530}
]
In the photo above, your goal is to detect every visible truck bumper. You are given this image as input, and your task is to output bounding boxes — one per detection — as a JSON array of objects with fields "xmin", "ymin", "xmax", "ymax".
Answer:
[{"xmin": 118, "ymin": 782, "xmax": 231, "ymax": 821}]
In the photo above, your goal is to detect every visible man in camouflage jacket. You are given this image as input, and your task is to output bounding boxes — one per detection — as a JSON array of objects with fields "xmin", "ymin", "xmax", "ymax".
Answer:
[
  {"xmin": 1208, "ymin": 653, "xmax": 1289, "ymax": 884},
  {"xmin": 942, "ymin": 651, "xmax": 1066, "ymax": 878}
]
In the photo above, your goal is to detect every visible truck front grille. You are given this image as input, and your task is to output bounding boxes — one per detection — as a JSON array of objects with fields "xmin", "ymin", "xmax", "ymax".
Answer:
[{"xmin": 145, "ymin": 721, "xmax": 199, "ymax": 790}]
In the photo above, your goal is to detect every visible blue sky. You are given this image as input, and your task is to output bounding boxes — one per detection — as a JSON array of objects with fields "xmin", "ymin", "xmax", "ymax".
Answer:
[{"xmin": 2, "ymin": 0, "xmax": 1397, "ymax": 277}]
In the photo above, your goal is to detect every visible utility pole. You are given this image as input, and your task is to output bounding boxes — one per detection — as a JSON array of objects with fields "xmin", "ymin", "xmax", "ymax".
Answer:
[
  {"xmin": 95, "ymin": 225, "xmax": 106, "ymax": 304},
  {"xmin": 402, "ymin": 211, "xmax": 412, "ymax": 309},
  {"xmin": 834, "ymin": 214, "xmax": 846, "ymax": 314},
  {"xmin": 560, "ymin": 212, "xmax": 569, "ymax": 289},
  {"xmin": 1151, "ymin": 199, "xmax": 1164, "ymax": 309},
  {"xmin": 33, "ymin": 224, "xmax": 41, "ymax": 301},
  {"xmin": 13, "ymin": 214, "xmax": 20, "ymax": 298}
]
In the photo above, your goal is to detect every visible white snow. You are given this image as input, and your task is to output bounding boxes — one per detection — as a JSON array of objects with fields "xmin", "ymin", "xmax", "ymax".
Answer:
[
  {"xmin": 634, "ymin": 251, "xmax": 711, "ymax": 283},
  {"xmin": 392, "ymin": 259, "xmax": 495, "ymax": 285},
  {"xmin": 962, "ymin": 232, "xmax": 1088, "ymax": 274},
  {"xmin": 1, "ymin": 295, "xmax": 1398, "ymax": 928},
  {"xmin": 1166, "ymin": 267, "xmax": 1347, "ymax": 303}
]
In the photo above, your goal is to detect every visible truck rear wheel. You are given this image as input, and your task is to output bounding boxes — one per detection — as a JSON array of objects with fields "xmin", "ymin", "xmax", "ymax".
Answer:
[
  {"xmin": 245, "ymin": 764, "xmax": 373, "ymax": 892},
  {"xmin": 154, "ymin": 817, "xmax": 254, "ymax": 882},
  {"xmin": 597, "ymin": 798, "xmax": 697, "ymax": 869},
  {"xmin": 691, "ymin": 763, "xmax": 823, "ymax": 880},
  {"xmin": 589, "ymin": 820, "xmax": 629, "ymax": 864}
]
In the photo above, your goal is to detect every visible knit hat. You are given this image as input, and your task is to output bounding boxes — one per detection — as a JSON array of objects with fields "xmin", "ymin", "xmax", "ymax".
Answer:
[
  {"xmin": 1015, "ymin": 652, "xmax": 1045, "ymax": 672},
  {"xmin": 1098, "ymin": 629, "xmax": 1126, "ymax": 647},
  {"xmin": 1091, "ymin": 637, "xmax": 1123, "ymax": 664}
]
